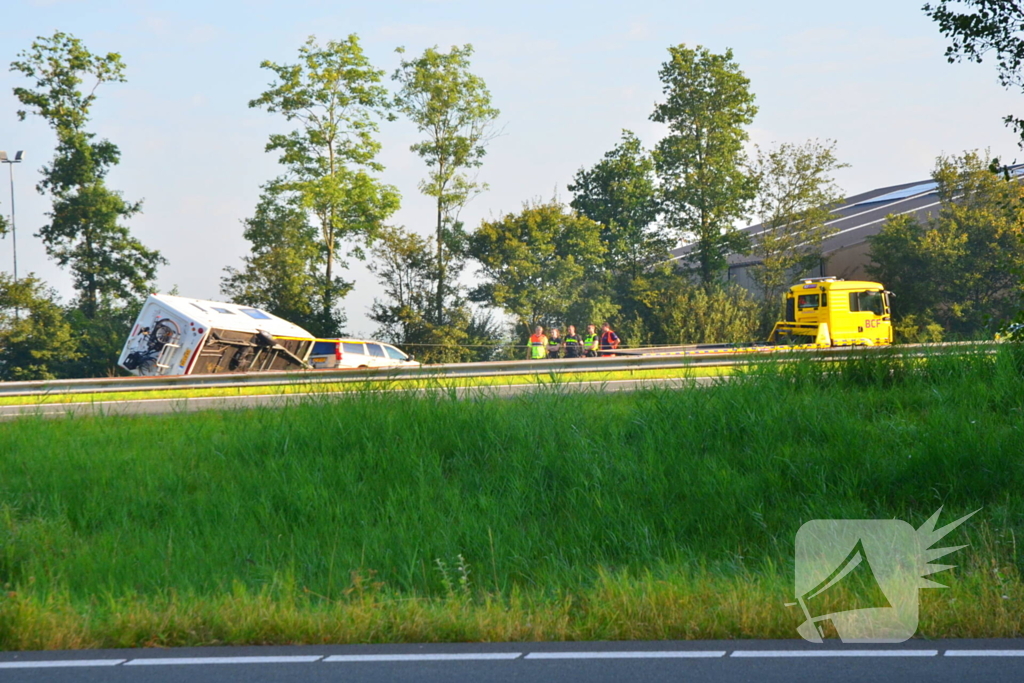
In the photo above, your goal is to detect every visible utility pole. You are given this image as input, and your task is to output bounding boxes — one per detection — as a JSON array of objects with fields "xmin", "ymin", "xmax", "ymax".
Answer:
[{"xmin": 0, "ymin": 150, "xmax": 24, "ymax": 284}]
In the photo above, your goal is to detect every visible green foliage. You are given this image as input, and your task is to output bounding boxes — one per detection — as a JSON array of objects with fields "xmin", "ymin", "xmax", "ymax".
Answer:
[
  {"xmin": 10, "ymin": 31, "xmax": 165, "ymax": 317},
  {"xmin": 368, "ymin": 225, "xmax": 501, "ymax": 363},
  {"xmin": 61, "ymin": 297, "xmax": 142, "ymax": 378},
  {"xmin": 392, "ymin": 43, "xmax": 499, "ymax": 328},
  {"xmin": 651, "ymin": 44, "xmax": 757, "ymax": 286},
  {"xmin": 924, "ymin": 0, "xmax": 1024, "ymax": 143},
  {"xmin": 0, "ymin": 274, "xmax": 79, "ymax": 380},
  {"xmin": 641, "ymin": 279, "xmax": 760, "ymax": 345},
  {"xmin": 748, "ymin": 140, "xmax": 847, "ymax": 311},
  {"xmin": 250, "ymin": 35, "xmax": 400, "ymax": 323},
  {"xmin": 568, "ymin": 130, "xmax": 668, "ymax": 280},
  {"xmin": 222, "ymin": 191, "xmax": 346, "ymax": 337},
  {"xmin": 894, "ymin": 313, "xmax": 946, "ymax": 344},
  {"xmin": 868, "ymin": 151, "xmax": 1024, "ymax": 336},
  {"xmin": 469, "ymin": 202, "xmax": 610, "ymax": 336}
]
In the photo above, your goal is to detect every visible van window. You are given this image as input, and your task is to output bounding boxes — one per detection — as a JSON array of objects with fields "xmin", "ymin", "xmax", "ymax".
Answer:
[
  {"xmin": 385, "ymin": 345, "xmax": 408, "ymax": 361},
  {"xmin": 849, "ymin": 291, "xmax": 884, "ymax": 315},
  {"xmin": 343, "ymin": 342, "xmax": 365, "ymax": 355},
  {"xmin": 312, "ymin": 341, "xmax": 337, "ymax": 355},
  {"xmin": 366, "ymin": 343, "xmax": 386, "ymax": 358},
  {"xmin": 797, "ymin": 294, "xmax": 820, "ymax": 310}
]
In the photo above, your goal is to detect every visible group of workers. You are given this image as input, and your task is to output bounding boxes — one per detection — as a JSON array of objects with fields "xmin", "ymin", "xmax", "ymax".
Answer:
[{"xmin": 527, "ymin": 323, "xmax": 620, "ymax": 359}]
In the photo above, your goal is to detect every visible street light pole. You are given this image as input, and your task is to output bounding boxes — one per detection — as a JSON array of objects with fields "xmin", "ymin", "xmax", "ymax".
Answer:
[{"xmin": 0, "ymin": 150, "xmax": 24, "ymax": 285}]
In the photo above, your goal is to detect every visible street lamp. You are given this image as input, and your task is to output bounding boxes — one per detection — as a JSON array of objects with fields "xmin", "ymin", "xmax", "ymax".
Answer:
[{"xmin": 0, "ymin": 150, "xmax": 24, "ymax": 285}]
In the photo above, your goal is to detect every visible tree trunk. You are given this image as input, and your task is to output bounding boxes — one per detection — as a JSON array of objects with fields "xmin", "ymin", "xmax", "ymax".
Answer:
[{"xmin": 435, "ymin": 201, "xmax": 444, "ymax": 325}]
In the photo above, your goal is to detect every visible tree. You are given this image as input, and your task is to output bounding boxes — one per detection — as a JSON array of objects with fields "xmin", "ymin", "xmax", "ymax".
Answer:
[
  {"xmin": 867, "ymin": 151, "xmax": 1024, "ymax": 336},
  {"xmin": 651, "ymin": 45, "xmax": 758, "ymax": 287},
  {"xmin": 748, "ymin": 140, "xmax": 848, "ymax": 325},
  {"xmin": 10, "ymin": 31, "xmax": 165, "ymax": 318},
  {"xmin": 924, "ymin": 0, "xmax": 1024, "ymax": 143},
  {"xmin": 250, "ymin": 35, "xmax": 400, "ymax": 332},
  {"xmin": 568, "ymin": 130, "xmax": 668, "ymax": 281},
  {"xmin": 469, "ymin": 202, "xmax": 611, "ymax": 338},
  {"xmin": 221, "ymin": 190, "xmax": 343, "ymax": 336},
  {"xmin": 61, "ymin": 295, "xmax": 143, "ymax": 377},
  {"xmin": 392, "ymin": 44, "xmax": 500, "ymax": 327},
  {"xmin": 369, "ymin": 225, "xmax": 501, "ymax": 363},
  {"xmin": 0, "ymin": 273, "xmax": 79, "ymax": 380}
]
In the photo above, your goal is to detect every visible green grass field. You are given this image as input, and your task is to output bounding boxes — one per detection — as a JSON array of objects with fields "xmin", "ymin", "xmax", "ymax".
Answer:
[{"xmin": 0, "ymin": 345, "xmax": 1021, "ymax": 649}]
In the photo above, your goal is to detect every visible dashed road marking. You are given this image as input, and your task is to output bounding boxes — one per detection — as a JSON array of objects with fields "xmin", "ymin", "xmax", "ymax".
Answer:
[
  {"xmin": 125, "ymin": 656, "xmax": 324, "ymax": 666},
  {"xmin": 525, "ymin": 651, "xmax": 726, "ymax": 659},
  {"xmin": 5, "ymin": 648, "xmax": 1024, "ymax": 668},
  {"xmin": 0, "ymin": 660, "xmax": 127, "ymax": 668},
  {"xmin": 730, "ymin": 650, "xmax": 939, "ymax": 657},
  {"xmin": 325, "ymin": 653, "xmax": 522, "ymax": 662}
]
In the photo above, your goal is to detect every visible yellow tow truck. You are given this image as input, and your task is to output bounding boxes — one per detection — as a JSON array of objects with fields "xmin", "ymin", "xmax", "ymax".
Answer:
[{"xmin": 769, "ymin": 277, "xmax": 893, "ymax": 347}]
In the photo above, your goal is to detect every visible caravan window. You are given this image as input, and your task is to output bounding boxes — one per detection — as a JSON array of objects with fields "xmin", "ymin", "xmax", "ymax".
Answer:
[
  {"xmin": 190, "ymin": 303, "xmax": 207, "ymax": 312},
  {"xmin": 240, "ymin": 308, "xmax": 271, "ymax": 320},
  {"xmin": 213, "ymin": 307, "xmax": 235, "ymax": 314}
]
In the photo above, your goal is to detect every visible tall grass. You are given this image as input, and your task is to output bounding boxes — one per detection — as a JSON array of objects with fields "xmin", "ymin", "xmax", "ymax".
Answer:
[{"xmin": 0, "ymin": 344, "xmax": 1021, "ymax": 647}]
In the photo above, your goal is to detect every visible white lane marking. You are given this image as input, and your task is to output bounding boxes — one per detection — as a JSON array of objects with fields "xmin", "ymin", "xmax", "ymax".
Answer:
[
  {"xmin": 125, "ymin": 656, "xmax": 324, "ymax": 666},
  {"xmin": 945, "ymin": 650, "xmax": 1024, "ymax": 657},
  {"xmin": 0, "ymin": 660, "xmax": 127, "ymax": 668},
  {"xmin": 325, "ymin": 653, "xmax": 522, "ymax": 662},
  {"xmin": 525, "ymin": 651, "xmax": 726, "ymax": 659},
  {"xmin": 731, "ymin": 650, "xmax": 938, "ymax": 657}
]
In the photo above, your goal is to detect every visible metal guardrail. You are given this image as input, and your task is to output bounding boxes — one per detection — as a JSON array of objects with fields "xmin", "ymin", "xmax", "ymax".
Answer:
[{"xmin": 0, "ymin": 341, "xmax": 999, "ymax": 399}]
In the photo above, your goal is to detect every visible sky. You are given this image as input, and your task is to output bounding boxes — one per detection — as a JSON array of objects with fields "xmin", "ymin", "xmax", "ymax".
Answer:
[{"xmin": 0, "ymin": 0, "xmax": 1021, "ymax": 337}]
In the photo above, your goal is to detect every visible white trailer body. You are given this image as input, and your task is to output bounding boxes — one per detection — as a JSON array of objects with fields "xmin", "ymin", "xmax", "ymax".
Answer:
[{"xmin": 118, "ymin": 294, "xmax": 316, "ymax": 376}]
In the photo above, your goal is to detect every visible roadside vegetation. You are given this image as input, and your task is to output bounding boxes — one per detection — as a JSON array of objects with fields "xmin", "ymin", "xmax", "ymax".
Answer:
[
  {"xmin": 1, "ymin": 347, "xmax": 1021, "ymax": 649},
  {"xmin": 4, "ymin": 14, "xmax": 1024, "ymax": 379}
]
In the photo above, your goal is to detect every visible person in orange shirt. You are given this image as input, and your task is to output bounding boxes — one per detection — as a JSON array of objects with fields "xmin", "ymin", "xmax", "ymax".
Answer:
[
  {"xmin": 599, "ymin": 322, "xmax": 620, "ymax": 357},
  {"xmin": 528, "ymin": 326, "xmax": 548, "ymax": 359}
]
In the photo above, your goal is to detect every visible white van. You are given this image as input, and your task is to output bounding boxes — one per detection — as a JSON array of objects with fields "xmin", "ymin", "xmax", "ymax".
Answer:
[{"xmin": 308, "ymin": 338, "xmax": 420, "ymax": 370}]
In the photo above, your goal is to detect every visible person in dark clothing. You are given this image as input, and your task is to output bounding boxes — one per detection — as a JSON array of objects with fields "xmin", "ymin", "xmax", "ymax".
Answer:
[
  {"xmin": 599, "ymin": 323, "xmax": 620, "ymax": 356},
  {"xmin": 563, "ymin": 325, "xmax": 583, "ymax": 358},
  {"xmin": 547, "ymin": 327, "xmax": 563, "ymax": 359}
]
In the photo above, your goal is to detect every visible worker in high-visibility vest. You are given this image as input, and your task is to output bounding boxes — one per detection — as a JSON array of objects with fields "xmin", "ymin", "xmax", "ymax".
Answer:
[
  {"xmin": 583, "ymin": 324, "xmax": 600, "ymax": 357},
  {"xmin": 547, "ymin": 327, "xmax": 563, "ymax": 359},
  {"xmin": 528, "ymin": 326, "xmax": 548, "ymax": 359},
  {"xmin": 600, "ymin": 322, "xmax": 621, "ymax": 357}
]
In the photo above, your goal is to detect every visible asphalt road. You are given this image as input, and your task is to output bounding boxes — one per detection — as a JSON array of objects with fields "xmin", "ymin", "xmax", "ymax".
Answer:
[
  {"xmin": 0, "ymin": 375, "xmax": 716, "ymax": 420},
  {"xmin": 1, "ymin": 640, "xmax": 1022, "ymax": 683}
]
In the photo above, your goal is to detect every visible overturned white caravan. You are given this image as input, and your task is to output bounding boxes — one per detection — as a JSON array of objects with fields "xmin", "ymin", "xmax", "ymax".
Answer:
[{"xmin": 118, "ymin": 294, "xmax": 316, "ymax": 376}]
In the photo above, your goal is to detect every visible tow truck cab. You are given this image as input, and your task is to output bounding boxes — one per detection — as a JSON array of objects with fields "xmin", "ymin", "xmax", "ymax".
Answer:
[{"xmin": 769, "ymin": 277, "xmax": 893, "ymax": 347}]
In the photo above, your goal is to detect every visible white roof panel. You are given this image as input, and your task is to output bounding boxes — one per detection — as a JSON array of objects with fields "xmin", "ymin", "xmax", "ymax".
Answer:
[{"xmin": 145, "ymin": 294, "xmax": 314, "ymax": 339}]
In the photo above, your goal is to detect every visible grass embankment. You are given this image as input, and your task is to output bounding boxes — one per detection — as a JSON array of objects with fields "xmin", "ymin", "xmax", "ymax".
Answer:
[
  {"xmin": 0, "ymin": 363, "xmax": 733, "ymax": 407},
  {"xmin": 1, "ymin": 346, "xmax": 1022, "ymax": 649}
]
